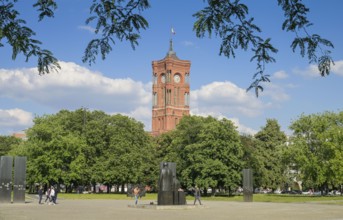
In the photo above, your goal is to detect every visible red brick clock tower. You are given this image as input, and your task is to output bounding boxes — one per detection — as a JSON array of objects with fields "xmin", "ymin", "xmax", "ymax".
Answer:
[{"xmin": 151, "ymin": 40, "xmax": 191, "ymax": 136}]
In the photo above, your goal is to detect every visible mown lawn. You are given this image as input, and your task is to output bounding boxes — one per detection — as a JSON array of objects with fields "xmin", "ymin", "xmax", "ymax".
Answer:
[
  {"xmin": 203, "ymin": 194, "xmax": 343, "ymax": 204},
  {"xmin": 56, "ymin": 193, "xmax": 343, "ymax": 205}
]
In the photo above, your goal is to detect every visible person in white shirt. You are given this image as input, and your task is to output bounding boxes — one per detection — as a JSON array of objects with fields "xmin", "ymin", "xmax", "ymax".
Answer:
[{"xmin": 49, "ymin": 186, "xmax": 56, "ymax": 205}]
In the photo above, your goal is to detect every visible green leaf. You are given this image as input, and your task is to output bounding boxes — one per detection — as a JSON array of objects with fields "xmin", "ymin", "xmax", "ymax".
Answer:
[{"xmin": 318, "ymin": 54, "xmax": 334, "ymax": 76}]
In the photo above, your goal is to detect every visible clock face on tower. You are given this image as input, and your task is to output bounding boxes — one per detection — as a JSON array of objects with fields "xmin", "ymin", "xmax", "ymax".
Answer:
[
  {"xmin": 161, "ymin": 75, "xmax": 166, "ymax": 83},
  {"xmin": 174, "ymin": 74, "xmax": 180, "ymax": 83}
]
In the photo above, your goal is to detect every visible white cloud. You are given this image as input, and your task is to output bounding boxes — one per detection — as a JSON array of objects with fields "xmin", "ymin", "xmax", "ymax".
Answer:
[
  {"xmin": 229, "ymin": 117, "xmax": 258, "ymax": 135},
  {"xmin": 260, "ymin": 82, "xmax": 290, "ymax": 102},
  {"xmin": 285, "ymin": 83, "xmax": 299, "ymax": 89},
  {"xmin": 291, "ymin": 60, "xmax": 343, "ymax": 78},
  {"xmin": 0, "ymin": 108, "xmax": 33, "ymax": 134},
  {"xmin": 0, "ymin": 61, "xmax": 151, "ymax": 113},
  {"xmin": 0, "ymin": 62, "xmax": 152, "ymax": 133},
  {"xmin": 191, "ymin": 81, "xmax": 264, "ymax": 117},
  {"xmin": 182, "ymin": 41, "xmax": 195, "ymax": 47},
  {"xmin": 189, "ymin": 109, "xmax": 257, "ymax": 135},
  {"xmin": 189, "ymin": 81, "xmax": 292, "ymax": 135},
  {"xmin": 0, "ymin": 63, "xmax": 285, "ymax": 135},
  {"xmin": 78, "ymin": 25, "xmax": 96, "ymax": 33},
  {"xmin": 293, "ymin": 64, "xmax": 320, "ymax": 78},
  {"xmin": 332, "ymin": 60, "xmax": 343, "ymax": 76},
  {"xmin": 0, "ymin": 108, "xmax": 33, "ymax": 126},
  {"xmin": 120, "ymin": 106, "xmax": 152, "ymax": 131},
  {"xmin": 272, "ymin": 70, "xmax": 288, "ymax": 80}
]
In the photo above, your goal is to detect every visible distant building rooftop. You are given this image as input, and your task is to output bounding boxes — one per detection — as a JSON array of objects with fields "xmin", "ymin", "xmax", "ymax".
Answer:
[{"xmin": 12, "ymin": 132, "xmax": 27, "ymax": 140}]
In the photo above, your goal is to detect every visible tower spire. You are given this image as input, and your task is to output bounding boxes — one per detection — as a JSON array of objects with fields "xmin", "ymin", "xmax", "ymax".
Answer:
[
  {"xmin": 169, "ymin": 38, "xmax": 173, "ymax": 53},
  {"xmin": 165, "ymin": 27, "xmax": 178, "ymax": 59},
  {"xmin": 166, "ymin": 38, "xmax": 178, "ymax": 59}
]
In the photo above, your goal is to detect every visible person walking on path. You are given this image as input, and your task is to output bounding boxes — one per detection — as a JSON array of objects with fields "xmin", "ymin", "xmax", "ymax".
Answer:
[
  {"xmin": 38, "ymin": 186, "xmax": 43, "ymax": 204},
  {"xmin": 44, "ymin": 187, "xmax": 51, "ymax": 204},
  {"xmin": 133, "ymin": 187, "xmax": 140, "ymax": 205},
  {"xmin": 193, "ymin": 186, "xmax": 202, "ymax": 205},
  {"xmin": 49, "ymin": 186, "xmax": 56, "ymax": 205}
]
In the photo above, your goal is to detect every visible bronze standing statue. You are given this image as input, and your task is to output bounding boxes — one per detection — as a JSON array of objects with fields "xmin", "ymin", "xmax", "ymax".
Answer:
[{"xmin": 157, "ymin": 162, "xmax": 185, "ymax": 205}]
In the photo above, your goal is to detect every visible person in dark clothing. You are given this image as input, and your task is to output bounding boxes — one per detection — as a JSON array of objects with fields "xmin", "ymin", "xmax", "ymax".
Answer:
[
  {"xmin": 38, "ymin": 186, "xmax": 43, "ymax": 204},
  {"xmin": 193, "ymin": 186, "xmax": 202, "ymax": 205}
]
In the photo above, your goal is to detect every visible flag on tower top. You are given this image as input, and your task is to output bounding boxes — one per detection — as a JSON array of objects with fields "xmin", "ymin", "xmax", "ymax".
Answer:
[{"xmin": 171, "ymin": 27, "xmax": 176, "ymax": 35}]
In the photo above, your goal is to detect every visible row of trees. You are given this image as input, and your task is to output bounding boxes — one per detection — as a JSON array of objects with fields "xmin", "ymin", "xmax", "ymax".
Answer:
[
  {"xmin": 1, "ymin": 109, "xmax": 342, "ymax": 195},
  {"xmin": 8, "ymin": 109, "xmax": 157, "ymax": 193}
]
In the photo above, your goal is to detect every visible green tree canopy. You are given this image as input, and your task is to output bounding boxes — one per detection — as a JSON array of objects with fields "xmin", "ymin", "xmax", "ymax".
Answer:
[
  {"xmin": 167, "ymin": 115, "xmax": 244, "ymax": 194},
  {"xmin": 0, "ymin": 135, "xmax": 21, "ymax": 156},
  {"xmin": 254, "ymin": 119, "xmax": 287, "ymax": 189},
  {"xmin": 284, "ymin": 111, "xmax": 343, "ymax": 192},
  {"xmin": 240, "ymin": 134, "xmax": 264, "ymax": 189},
  {"xmin": 17, "ymin": 109, "xmax": 156, "ymax": 192},
  {"xmin": 92, "ymin": 114, "xmax": 156, "ymax": 188}
]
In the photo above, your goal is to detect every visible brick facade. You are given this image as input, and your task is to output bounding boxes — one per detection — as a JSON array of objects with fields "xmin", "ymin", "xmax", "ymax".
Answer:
[{"xmin": 151, "ymin": 40, "xmax": 191, "ymax": 136}]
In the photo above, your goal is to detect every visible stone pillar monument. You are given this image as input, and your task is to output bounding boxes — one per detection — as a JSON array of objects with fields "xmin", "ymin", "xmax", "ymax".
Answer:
[
  {"xmin": 0, "ymin": 156, "xmax": 27, "ymax": 203},
  {"xmin": 13, "ymin": 157, "xmax": 27, "ymax": 203},
  {"xmin": 0, "ymin": 156, "xmax": 13, "ymax": 203},
  {"xmin": 243, "ymin": 169, "xmax": 253, "ymax": 202}
]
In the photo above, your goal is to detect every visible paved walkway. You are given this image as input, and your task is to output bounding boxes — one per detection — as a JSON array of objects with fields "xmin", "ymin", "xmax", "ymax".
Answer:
[{"xmin": 0, "ymin": 198, "xmax": 342, "ymax": 220}]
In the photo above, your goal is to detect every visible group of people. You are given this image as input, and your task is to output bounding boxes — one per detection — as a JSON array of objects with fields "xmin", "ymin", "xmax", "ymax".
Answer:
[
  {"xmin": 38, "ymin": 186, "xmax": 57, "ymax": 205},
  {"xmin": 39, "ymin": 184, "xmax": 201, "ymax": 206}
]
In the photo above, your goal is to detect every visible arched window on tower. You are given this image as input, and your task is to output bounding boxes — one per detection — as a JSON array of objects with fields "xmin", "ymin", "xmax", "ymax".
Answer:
[
  {"xmin": 161, "ymin": 73, "xmax": 166, "ymax": 84},
  {"xmin": 168, "ymin": 89, "xmax": 172, "ymax": 105},
  {"xmin": 161, "ymin": 117, "xmax": 164, "ymax": 129},
  {"xmin": 185, "ymin": 73, "xmax": 190, "ymax": 84},
  {"xmin": 184, "ymin": 92, "xmax": 190, "ymax": 106},
  {"xmin": 174, "ymin": 87, "xmax": 179, "ymax": 106},
  {"xmin": 153, "ymin": 73, "xmax": 157, "ymax": 84},
  {"xmin": 167, "ymin": 70, "xmax": 171, "ymax": 83},
  {"xmin": 153, "ymin": 92, "xmax": 157, "ymax": 106}
]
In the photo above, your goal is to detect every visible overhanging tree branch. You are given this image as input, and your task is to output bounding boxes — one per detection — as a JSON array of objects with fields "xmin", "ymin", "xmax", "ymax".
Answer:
[
  {"xmin": 278, "ymin": 0, "xmax": 334, "ymax": 76},
  {"xmin": 194, "ymin": 0, "xmax": 334, "ymax": 96},
  {"xmin": 82, "ymin": 0, "xmax": 150, "ymax": 65},
  {"xmin": 193, "ymin": 0, "xmax": 277, "ymax": 97},
  {"xmin": 0, "ymin": 1, "xmax": 60, "ymax": 74},
  {"xmin": 0, "ymin": 0, "xmax": 335, "ymax": 94}
]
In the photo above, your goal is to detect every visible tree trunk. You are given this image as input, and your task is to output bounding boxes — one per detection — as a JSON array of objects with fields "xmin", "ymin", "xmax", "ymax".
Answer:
[
  {"xmin": 28, "ymin": 184, "xmax": 34, "ymax": 193},
  {"xmin": 121, "ymin": 183, "xmax": 125, "ymax": 193},
  {"xmin": 211, "ymin": 187, "xmax": 216, "ymax": 197},
  {"xmin": 92, "ymin": 183, "xmax": 96, "ymax": 193},
  {"xmin": 57, "ymin": 183, "xmax": 61, "ymax": 194},
  {"xmin": 66, "ymin": 185, "xmax": 74, "ymax": 193},
  {"xmin": 203, "ymin": 187, "xmax": 207, "ymax": 196},
  {"xmin": 107, "ymin": 184, "xmax": 110, "ymax": 193}
]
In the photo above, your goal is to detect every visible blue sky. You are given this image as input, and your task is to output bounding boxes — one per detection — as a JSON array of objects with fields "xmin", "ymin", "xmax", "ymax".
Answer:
[{"xmin": 1, "ymin": 0, "xmax": 343, "ymax": 135}]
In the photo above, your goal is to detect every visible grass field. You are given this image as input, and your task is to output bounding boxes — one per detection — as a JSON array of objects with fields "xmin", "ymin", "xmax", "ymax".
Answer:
[{"xmin": 56, "ymin": 193, "xmax": 343, "ymax": 205}]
